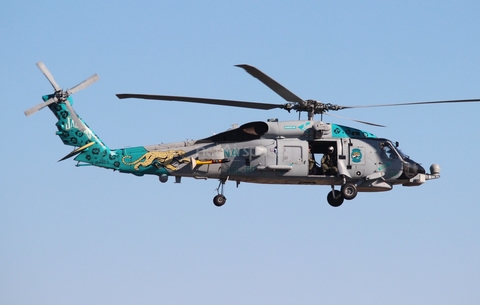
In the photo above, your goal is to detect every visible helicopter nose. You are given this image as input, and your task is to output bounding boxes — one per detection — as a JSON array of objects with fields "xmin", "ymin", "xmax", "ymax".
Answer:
[{"xmin": 403, "ymin": 160, "xmax": 425, "ymax": 179}]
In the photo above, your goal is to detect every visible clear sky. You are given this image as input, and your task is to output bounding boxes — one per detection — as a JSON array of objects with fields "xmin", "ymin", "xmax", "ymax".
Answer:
[{"xmin": 1, "ymin": 1, "xmax": 479, "ymax": 304}]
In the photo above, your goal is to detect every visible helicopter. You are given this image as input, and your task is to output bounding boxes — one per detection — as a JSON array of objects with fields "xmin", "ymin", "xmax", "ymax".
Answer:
[{"xmin": 25, "ymin": 62, "xmax": 480, "ymax": 207}]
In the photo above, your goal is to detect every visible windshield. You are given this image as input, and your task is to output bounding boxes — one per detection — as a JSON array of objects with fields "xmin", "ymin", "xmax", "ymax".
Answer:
[{"xmin": 396, "ymin": 148, "xmax": 410, "ymax": 160}]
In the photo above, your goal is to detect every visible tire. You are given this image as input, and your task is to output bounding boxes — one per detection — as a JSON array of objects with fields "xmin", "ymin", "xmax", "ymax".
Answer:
[
  {"xmin": 341, "ymin": 183, "xmax": 357, "ymax": 200},
  {"xmin": 327, "ymin": 190, "xmax": 344, "ymax": 207},
  {"xmin": 213, "ymin": 195, "xmax": 227, "ymax": 207}
]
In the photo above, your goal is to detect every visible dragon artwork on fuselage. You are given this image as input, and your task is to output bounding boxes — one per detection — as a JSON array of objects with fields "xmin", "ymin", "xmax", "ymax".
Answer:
[{"xmin": 122, "ymin": 150, "xmax": 189, "ymax": 171}]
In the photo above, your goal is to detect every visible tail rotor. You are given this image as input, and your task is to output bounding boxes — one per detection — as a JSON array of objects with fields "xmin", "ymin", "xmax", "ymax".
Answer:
[{"xmin": 25, "ymin": 62, "xmax": 99, "ymax": 131}]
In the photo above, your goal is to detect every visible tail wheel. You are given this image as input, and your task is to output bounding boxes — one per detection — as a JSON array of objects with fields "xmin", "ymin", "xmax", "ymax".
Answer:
[
  {"xmin": 213, "ymin": 194, "xmax": 227, "ymax": 207},
  {"xmin": 341, "ymin": 183, "xmax": 357, "ymax": 200},
  {"xmin": 327, "ymin": 190, "xmax": 344, "ymax": 207}
]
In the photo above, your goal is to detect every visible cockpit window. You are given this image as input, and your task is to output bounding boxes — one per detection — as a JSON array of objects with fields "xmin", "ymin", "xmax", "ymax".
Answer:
[{"xmin": 379, "ymin": 142, "xmax": 401, "ymax": 160}]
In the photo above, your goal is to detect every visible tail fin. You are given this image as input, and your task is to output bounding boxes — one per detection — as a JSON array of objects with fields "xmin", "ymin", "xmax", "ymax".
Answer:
[
  {"xmin": 48, "ymin": 96, "xmax": 115, "ymax": 168},
  {"xmin": 25, "ymin": 62, "xmax": 119, "ymax": 169}
]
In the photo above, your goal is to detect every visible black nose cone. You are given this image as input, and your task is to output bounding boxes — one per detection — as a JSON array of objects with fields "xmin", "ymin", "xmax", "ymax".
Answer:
[{"xmin": 403, "ymin": 161, "xmax": 425, "ymax": 179}]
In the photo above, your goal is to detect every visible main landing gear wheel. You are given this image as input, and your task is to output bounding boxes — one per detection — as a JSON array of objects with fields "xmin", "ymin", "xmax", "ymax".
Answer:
[
  {"xmin": 327, "ymin": 190, "xmax": 344, "ymax": 207},
  {"xmin": 213, "ymin": 194, "xmax": 227, "ymax": 207},
  {"xmin": 341, "ymin": 183, "xmax": 357, "ymax": 200}
]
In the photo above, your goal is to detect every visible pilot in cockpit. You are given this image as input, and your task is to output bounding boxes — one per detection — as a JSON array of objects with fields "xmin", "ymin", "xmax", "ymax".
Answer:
[{"xmin": 380, "ymin": 142, "xmax": 397, "ymax": 159}]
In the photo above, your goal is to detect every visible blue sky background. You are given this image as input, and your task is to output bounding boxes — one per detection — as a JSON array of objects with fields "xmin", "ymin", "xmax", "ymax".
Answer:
[{"xmin": 1, "ymin": 1, "xmax": 479, "ymax": 304}]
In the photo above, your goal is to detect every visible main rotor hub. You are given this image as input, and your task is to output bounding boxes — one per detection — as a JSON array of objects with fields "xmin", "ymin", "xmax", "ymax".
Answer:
[{"xmin": 301, "ymin": 100, "xmax": 342, "ymax": 115}]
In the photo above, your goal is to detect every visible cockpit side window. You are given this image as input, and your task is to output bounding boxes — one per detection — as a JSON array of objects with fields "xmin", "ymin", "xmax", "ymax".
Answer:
[{"xmin": 379, "ymin": 142, "xmax": 399, "ymax": 160}]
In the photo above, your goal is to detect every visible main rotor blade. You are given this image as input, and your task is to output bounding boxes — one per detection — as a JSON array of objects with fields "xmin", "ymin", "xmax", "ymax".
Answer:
[
  {"xmin": 342, "ymin": 98, "xmax": 480, "ymax": 110},
  {"xmin": 116, "ymin": 93, "xmax": 286, "ymax": 110},
  {"xmin": 235, "ymin": 64, "xmax": 306, "ymax": 105},
  {"xmin": 37, "ymin": 62, "xmax": 61, "ymax": 91},
  {"xmin": 67, "ymin": 74, "xmax": 99, "ymax": 95},
  {"xmin": 24, "ymin": 97, "xmax": 57, "ymax": 116}
]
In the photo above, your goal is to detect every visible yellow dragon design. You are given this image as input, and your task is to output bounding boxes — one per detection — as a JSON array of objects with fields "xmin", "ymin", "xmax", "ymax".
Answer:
[{"xmin": 122, "ymin": 150, "xmax": 189, "ymax": 171}]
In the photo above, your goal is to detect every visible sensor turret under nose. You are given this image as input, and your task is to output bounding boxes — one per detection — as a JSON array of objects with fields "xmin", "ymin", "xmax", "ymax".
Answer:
[{"xmin": 430, "ymin": 164, "xmax": 441, "ymax": 175}]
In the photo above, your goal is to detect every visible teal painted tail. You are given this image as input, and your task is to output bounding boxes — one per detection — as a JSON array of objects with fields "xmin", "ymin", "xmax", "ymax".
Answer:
[
  {"xmin": 46, "ymin": 95, "xmax": 120, "ymax": 169},
  {"xmin": 28, "ymin": 62, "xmax": 167, "ymax": 175}
]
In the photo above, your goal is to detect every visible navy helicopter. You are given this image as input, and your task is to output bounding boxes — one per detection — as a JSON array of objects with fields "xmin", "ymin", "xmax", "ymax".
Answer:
[{"xmin": 25, "ymin": 62, "xmax": 480, "ymax": 207}]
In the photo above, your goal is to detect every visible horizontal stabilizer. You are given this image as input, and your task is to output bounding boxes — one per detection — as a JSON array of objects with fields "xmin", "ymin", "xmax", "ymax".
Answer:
[{"xmin": 58, "ymin": 142, "xmax": 95, "ymax": 162}]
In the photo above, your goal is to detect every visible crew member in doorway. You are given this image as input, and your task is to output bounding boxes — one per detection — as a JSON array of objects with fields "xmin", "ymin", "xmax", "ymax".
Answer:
[{"xmin": 322, "ymin": 146, "xmax": 338, "ymax": 175}]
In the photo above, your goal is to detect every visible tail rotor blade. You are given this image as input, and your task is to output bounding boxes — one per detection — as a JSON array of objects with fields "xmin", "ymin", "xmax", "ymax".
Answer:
[
  {"xmin": 64, "ymin": 99, "xmax": 86, "ymax": 131},
  {"xmin": 36, "ymin": 62, "xmax": 61, "ymax": 91},
  {"xmin": 67, "ymin": 74, "xmax": 99, "ymax": 95},
  {"xmin": 24, "ymin": 97, "xmax": 57, "ymax": 116}
]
